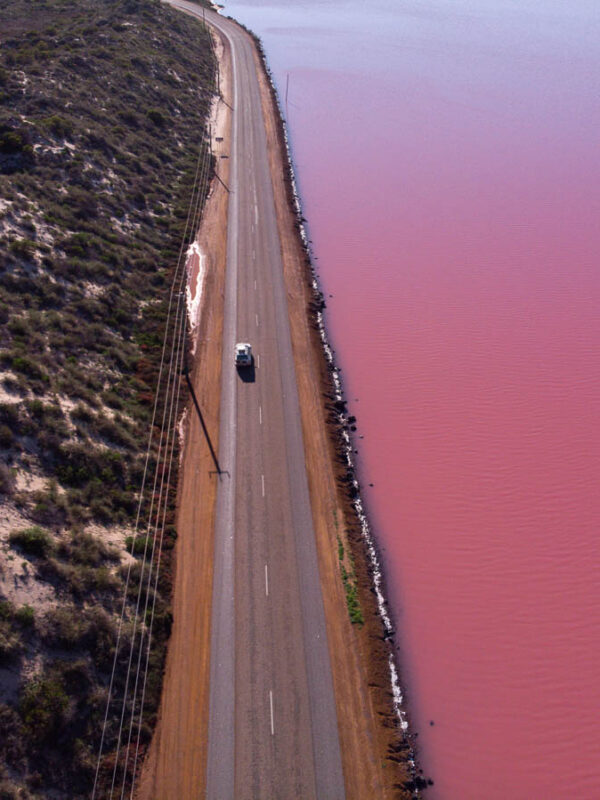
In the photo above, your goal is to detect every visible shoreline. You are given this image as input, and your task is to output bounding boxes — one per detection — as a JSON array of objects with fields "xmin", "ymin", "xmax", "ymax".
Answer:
[
  {"xmin": 142, "ymin": 4, "xmax": 426, "ymax": 795},
  {"xmin": 248, "ymin": 30, "xmax": 427, "ymax": 797}
]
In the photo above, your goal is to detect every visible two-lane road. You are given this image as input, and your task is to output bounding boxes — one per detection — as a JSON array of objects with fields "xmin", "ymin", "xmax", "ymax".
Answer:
[{"xmin": 166, "ymin": 3, "xmax": 346, "ymax": 798}]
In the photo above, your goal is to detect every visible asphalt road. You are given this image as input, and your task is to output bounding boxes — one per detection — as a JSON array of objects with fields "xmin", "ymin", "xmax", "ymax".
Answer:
[{"xmin": 167, "ymin": 3, "xmax": 346, "ymax": 798}]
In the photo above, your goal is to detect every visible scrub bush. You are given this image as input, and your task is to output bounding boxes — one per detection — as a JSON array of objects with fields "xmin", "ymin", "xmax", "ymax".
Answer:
[{"xmin": 9, "ymin": 526, "xmax": 54, "ymax": 557}]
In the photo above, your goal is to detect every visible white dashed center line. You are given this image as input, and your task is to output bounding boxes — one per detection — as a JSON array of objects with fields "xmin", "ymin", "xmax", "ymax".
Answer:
[
  {"xmin": 261, "ymin": 474, "xmax": 265, "ymax": 497},
  {"xmin": 269, "ymin": 690, "xmax": 275, "ymax": 736},
  {"xmin": 265, "ymin": 564, "xmax": 269, "ymax": 597},
  {"xmin": 259, "ymin": 405, "xmax": 262, "ymax": 425}
]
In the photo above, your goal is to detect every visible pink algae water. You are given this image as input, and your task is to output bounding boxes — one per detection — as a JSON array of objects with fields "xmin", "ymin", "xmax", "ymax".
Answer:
[{"xmin": 223, "ymin": 1, "xmax": 600, "ymax": 797}]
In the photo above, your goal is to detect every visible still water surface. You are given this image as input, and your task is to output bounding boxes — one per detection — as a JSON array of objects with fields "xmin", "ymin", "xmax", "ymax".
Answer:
[{"xmin": 222, "ymin": 1, "xmax": 600, "ymax": 797}]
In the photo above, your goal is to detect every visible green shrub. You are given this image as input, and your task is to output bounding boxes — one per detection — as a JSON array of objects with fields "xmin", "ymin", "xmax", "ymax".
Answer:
[
  {"xmin": 0, "ymin": 130, "xmax": 26, "ymax": 154},
  {"xmin": 340, "ymin": 565, "xmax": 364, "ymax": 626},
  {"xmin": 0, "ymin": 404, "xmax": 19, "ymax": 427},
  {"xmin": 146, "ymin": 108, "xmax": 166, "ymax": 127},
  {"xmin": 42, "ymin": 559, "xmax": 82, "ymax": 595},
  {"xmin": 0, "ymin": 703, "xmax": 25, "ymax": 766},
  {"xmin": 10, "ymin": 355, "xmax": 49, "ymax": 384},
  {"xmin": 15, "ymin": 605, "xmax": 34, "ymax": 628},
  {"xmin": 85, "ymin": 607, "xmax": 116, "ymax": 667},
  {"xmin": 0, "ymin": 464, "xmax": 15, "ymax": 495},
  {"xmin": 70, "ymin": 404, "xmax": 93, "ymax": 424},
  {"xmin": 44, "ymin": 606, "xmax": 86, "ymax": 648},
  {"xmin": 9, "ymin": 526, "xmax": 54, "ymax": 557},
  {"xmin": 7, "ymin": 317, "xmax": 31, "ymax": 338},
  {"xmin": 31, "ymin": 491, "xmax": 68, "ymax": 526},
  {"xmin": 54, "ymin": 444, "xmax": 125, "ymax": 488},
  {"xmin": 125, "ymin": 534, "xmax": 152, "ymax": 556},
  {"xmin": 26, "ymin": 400, "xmax": 64, "ymax": 423},
  {"xmin": 69, "ymin": 531, "xmax": 116, "ymax": 565},
  {"xmin": 42, "ymin": 114, "xmax": 73, "ymax": 138},
  {"xmin": 60, "ymin": 232, "xmax": 91, "ymax": 257},
  {"xmin": 8, "ymin": 238, "xmax": 36, "ymax": 259},
  {"xmin": 0, "ymin": 619, "xmax": 22, "ymax": 662},
  {"xmin": 19, "ymin": 677, "xmax": 69, "ymax": 741}
]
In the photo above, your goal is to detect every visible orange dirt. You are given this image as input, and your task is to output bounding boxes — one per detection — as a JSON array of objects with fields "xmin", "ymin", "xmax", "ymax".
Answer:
[{"xmin": 136, "ymin": 28, "xmax": 232, "ymax": 800}]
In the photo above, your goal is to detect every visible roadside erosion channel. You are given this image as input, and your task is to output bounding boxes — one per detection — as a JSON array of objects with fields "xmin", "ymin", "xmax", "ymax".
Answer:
[{"xmin": 141, "ymin": 3, "xmax": 422, "ymax": 798}]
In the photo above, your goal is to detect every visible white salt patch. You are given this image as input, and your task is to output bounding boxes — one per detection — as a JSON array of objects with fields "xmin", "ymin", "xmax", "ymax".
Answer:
[
  {"xmin": 178, "ymin": 408, "xmax": 188, "ymax": 467},
  {"xmin": 185, "ymin": 241, "xmax": 206, "ymax": 355}
]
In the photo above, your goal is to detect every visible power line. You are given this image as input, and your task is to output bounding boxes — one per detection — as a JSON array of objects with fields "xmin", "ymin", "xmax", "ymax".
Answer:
[
  {"xmin": 110, "ymin": 139, "xmax": 209, "ymax": 796},
  {"xmin": 119, "ymin": 140, "xmax": 213, "ymax": 799},
  {"xmin": 110, "ymin": 140, "xmax": 212, "ymax": 798},
  {"xmin": 92, "ymin": 126, "xmax": 213, "ymax": 798}
]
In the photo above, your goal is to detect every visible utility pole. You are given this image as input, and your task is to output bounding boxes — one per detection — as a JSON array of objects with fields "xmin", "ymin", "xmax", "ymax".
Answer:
[{"xmin": 182, "ymin": 365, "xmax": 222, "ymax": 475}]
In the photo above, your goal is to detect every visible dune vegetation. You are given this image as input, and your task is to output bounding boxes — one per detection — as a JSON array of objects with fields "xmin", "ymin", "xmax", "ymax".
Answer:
[{"xmin": 0, "ymin": 0, "xmax": 214, "ymax": 795}]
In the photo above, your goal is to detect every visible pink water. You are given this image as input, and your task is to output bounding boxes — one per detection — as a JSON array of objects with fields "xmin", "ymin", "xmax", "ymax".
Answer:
[{"xmin": 223, "ymin": 1, "xmax": 600, "ymax": 796}]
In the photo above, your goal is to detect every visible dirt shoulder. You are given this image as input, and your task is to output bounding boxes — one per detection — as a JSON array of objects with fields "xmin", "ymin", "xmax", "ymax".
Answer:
[
  {"xmin": 136, "ymin": 28, "xmax": 231, "ymax": 800},
  {"xmin": 250, "ymin": 40, "xmax": 418, "ymax": 800},
  {"xmin": 139, "ymin": 13, "xmax": 419, "ymax": 799}
]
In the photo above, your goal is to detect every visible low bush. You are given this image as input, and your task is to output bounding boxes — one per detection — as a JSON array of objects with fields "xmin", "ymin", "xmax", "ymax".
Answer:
[
  {"xmin": 146, "ymin": 108, "xmax": 166, "ymax": 127},
  {"xmin": 0, "ymin": 404, "xmax": 19, "ymax": 428},
  {"xmin": 19, "ymin": 677, "xmax": 69, "ymax": 742},
  {"xmin": 30, "ymin": 487, "xmax": 68, "ymax": 527},
  {"xmin": 0, "ymin": 463, "xmax": 15, "ymax": 494},
  {"xmin": 43, "ymin": 606, "xmax": 87, "ymax": 648},
  {"xmin": 0, "ymin": 425, "xmax": 15, "ymax": 449},
  {"xmin": 9, "ymin": 355, "xmax": 49, "ymax": 386},
  {"xmin": 15, "ymin": 605, "xmax": 34, "ymax": 628},
  {"xmin": 40, "ymin": 559, "xmax": 94, "ymax": 597},
  {"xmin": 69, "ymin": 531, "xmax": 119, "ymax": 566},
  {"xmin": 0, "ymin": 704, "xmax": 25, "ymax": 766},
  {"xmin": 8, "ymin": 239, "xmax": 36, "ymax": 260},
  {"xmin": 41, "ymin": 114, "xmax": 73, "ymax": 138},
  {"xmin": 125, "ymin": 534, "xmax": 151, "ymax": 556},
  {"xmin": 9, "ymin": 526, "xmax": 54, "ymax": 557},
  {"xmin": 0, "ymin": 619, "xmax": 22, "ymax": 663}
]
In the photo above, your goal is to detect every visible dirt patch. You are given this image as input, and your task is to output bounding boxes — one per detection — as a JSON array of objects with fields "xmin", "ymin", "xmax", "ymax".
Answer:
[
  {"xmin": 136, "ymin": 25, "xmax": 231, "ymax": 800},
  {"xmin": 13, "ymin": 470, "xmax": 47, "ymax": 494},
  {"xmin": 250, "ymin": 39, "xmax": 420, "ymax": 800}
]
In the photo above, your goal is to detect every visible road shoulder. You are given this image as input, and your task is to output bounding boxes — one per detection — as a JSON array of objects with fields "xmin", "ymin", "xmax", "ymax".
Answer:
[{"xmin": 137, "ymin": 24, "xmax": 232, "ymax": 800}]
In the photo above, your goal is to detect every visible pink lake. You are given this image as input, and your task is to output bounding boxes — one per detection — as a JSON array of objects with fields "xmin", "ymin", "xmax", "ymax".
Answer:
[{"xmin": 223, "ymin": 1, "xmax": 600, "ymax": 797}]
